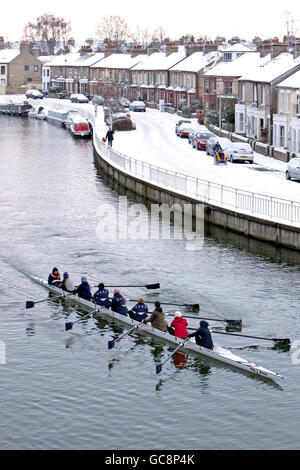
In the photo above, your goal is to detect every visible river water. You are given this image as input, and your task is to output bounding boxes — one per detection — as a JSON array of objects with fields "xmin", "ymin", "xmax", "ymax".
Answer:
[{"xmin": 0, "ymin": 116, "xmax": 300, "ymax": 450}]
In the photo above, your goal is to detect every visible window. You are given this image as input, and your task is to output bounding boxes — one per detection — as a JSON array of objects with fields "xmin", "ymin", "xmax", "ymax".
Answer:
[
  {"xmin": 239, "ymin": 113, "xmax": 244, "ymax": 132},
  {"xmin": 34, "ymin": 65, "xmax": 39, "ymax": 72},
  {"xmin": 253, "ymin": 84, "xmax": 257, "ymax": 102},
  {"xmin": 280, "ymin": 91, "xmax": 284, "ymax": 113},
  {"xmin": 24, "ymin": 65, "xmax": 29, "ymax": 71},
  {"xmin": 1, "ymin": 65, "xmax": 5, "ymax": 75},
  {"xmin": 224, "ymin": 80, "xmax": 232, "ymax": 96},
  {"xmin": 241, "ymin": 83, "xmax": 245, "ymax": 101},
  {"xmin": 211, "ymin": 80, "xmax": 215, "ymax": 93},
  {"xmin": 279, "ymin": 125, "xmax": 285, "ymax": 147},
  {"xmin": 204, "ymin": 80, "xmax": 209, "ymax": 93},
  {"xmin": 286, "ymin": 92, "xmax": 290, "ymax": 113},
  {"xmin": 224, "ymin": 52, "xmax": 232, "ymax": 62},
  {"xmin": 27, "ymin": 77, "xmax": 32, "ymax": 82},
  {"xmin": 261, "ymin": 86, "xmax": 266, "ymax": 105}
]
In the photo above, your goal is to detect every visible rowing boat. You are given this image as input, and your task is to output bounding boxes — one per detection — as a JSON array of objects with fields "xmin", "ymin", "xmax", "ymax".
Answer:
[{"xmin": 29, "ymin": 275, "xmax": 284, "ymax": 382}]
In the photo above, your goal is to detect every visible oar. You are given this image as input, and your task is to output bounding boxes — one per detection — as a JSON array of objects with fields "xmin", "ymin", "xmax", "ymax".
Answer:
[
  {"xmin": 208, "ymin": 330, "xmax": 290, "ymax": 345},
  {"xmin": 26, "ymin": 291, "xmax": 74, "ymax": 309},
  {"xmin": 128, "ymin": 299, "xmax": 200, "ymax": 312},
  {"xmin": 156, "ymin": 339, "xmax": 188, "ymax": 374},
  {"xmin": 108, "ymin": 324, "xmax": 139, "ymax": 350},
  {"xmin": 65, "ymin": 308, "xmax": 98, "ymax": 331},
  {"xmin": 168, "ymin": 313, "xmax": 242, "ymax": 326},
  {"xmin": 96, "ymin": 283, "xmax": 160, "ymax": 290}
]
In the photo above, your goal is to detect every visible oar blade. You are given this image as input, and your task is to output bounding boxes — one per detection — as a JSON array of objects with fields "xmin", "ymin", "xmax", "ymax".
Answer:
[
  {"xmin": 26, "ymin": 301, "xmax": 35, "ymax": 309},
  {"xmin": 65, "ymin": 322, "xmax": 73, "ymax": 332},
  {"xmin": 108, "ymin": 339, "xmax": 115, "ymax": 350},
  {"xmin": 156, "ymin": 363, "xmax": 163, "ymax": 374},
  {"xmin": 226, "ymin": 319, "xmax": 243, "ymax": 326},
  {"xmin": 273, "ymin": 338, "xmax": 291, "ymax": 345},
  {"xmin": 184, "ymin": 303, "xmax": 200, "ymax": 312},
  {"xmin": 145, "ymin": 283, "xmax": 160, "ymax": 290}
]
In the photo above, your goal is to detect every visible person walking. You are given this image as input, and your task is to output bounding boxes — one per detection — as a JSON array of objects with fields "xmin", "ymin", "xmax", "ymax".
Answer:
[{"xmin": 106, "ymin": 128, "xmax": 115, "ymax": 147}]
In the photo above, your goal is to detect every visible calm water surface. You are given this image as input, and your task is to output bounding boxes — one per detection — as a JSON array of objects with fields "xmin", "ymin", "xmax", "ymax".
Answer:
[{"xmin": 0, "ymin": 116, "xmax": 300, "ymax": 450}]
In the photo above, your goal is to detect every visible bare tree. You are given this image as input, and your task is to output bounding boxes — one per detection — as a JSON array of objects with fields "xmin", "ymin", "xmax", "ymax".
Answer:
[
  {"xmin": 152, "ymin": 26, "xmax": 167, "ymax": 44},
  {"xmin": 24, "ymin": 13, "xmax": 71, "ymax": 55},
  {"xmin": 96, "ymin": 15, "xmax": 131, "ymax": 51}
]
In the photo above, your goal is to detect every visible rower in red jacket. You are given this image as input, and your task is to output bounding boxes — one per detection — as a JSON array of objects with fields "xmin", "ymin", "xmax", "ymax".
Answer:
[{"xmin": 169, "ymin": 312, "xmax": 188, "ymax": 339}]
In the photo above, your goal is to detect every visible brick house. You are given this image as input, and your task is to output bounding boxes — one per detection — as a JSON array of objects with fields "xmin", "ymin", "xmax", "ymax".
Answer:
[
  {"xmin": 0, "ymin": 41, "xmax": 42, "ymax": 94},
  {"xmin": 235, "ymin": 51, "xmax": 300, "ymax": 143}
]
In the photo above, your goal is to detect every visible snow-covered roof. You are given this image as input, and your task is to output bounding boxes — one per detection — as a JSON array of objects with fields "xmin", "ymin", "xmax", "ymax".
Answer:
[
  {"xmin": 276, "ymin": 69, "xmax": 300, "ymax": 89},
  {"xmin": 238, "ymin": 53, "xmax": 300, "ymax": 83},
  {"xmin": 42, "ymin": 52, "xmax": 105, "ymax": 67},
  {"xmin": 131, "ymin": 51, "xmax": 186, "ymax": 71},
  {"xmin": 204, "ymin": 52, "xmax": 269, "ymax": 78},
  {"xmin": 221, "ymin": 43, "xmax": 256, "ymax": 53},
  {"xmin": 169, "ymin": 51, "xmax": 221, "ymax": 73},
  {"xmin": 0, "ymin": 49, "xmax": 19, "ymax": 63},
  {"xmin": 91, "ymin": 53, "xmax": 144, "ymax": 69}
]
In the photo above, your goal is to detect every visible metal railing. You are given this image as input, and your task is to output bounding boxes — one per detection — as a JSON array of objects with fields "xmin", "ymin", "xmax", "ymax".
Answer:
[{"xmin": 85, "ymin": 110, "xmax": 300, "ymax": 228}]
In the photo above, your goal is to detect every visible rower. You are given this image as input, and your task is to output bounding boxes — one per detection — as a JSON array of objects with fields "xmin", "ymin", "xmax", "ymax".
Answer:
[
  {"xmin": 110, "ymin": 288, "xmax": 128, "ymax": 316},
  {"xmin": 142, "ymin": 301, "xmax": 168, "ymax": 332},
  {"xmin": 61, "ymin": 272, "xmax": 75, "ymax": 293},
  {"xmin": 186, "ymin": 320, "xmax": 214, "ymax": 350},
  {"xmin": 93, "ymin": 283, "xmax": 110, "ymax": 308},
  {"xmin": 128, "ymin": 298, "xmax": 148, "ymax": 322},
  {"xmin": 169, "ymin": 311, "xmax": 188, "ymax": 339},
  {"xmin": 75, "ymin": 276, "xmax": 93, "ymax": 301},
  {"xmin": 48, "ymin": 267, "xmax": 61, "ymax": 287}
]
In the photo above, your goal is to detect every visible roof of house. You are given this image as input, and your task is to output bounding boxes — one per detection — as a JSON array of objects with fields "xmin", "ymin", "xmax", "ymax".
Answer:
[
  {"xmin": 131, "ymin": 51, "xmax": 186, "ymax": 71},
  {"xmin": 42, "ymin": 52, "xmax": 105, "ymax": 67},
  {"xmin": 90, "ymin": 53, "xmax": 144, "ymax": 69},
  {"xmin": 238, "ymin": 53, "xmax": 300, "ymax": 83},
  {"xmin": 221, "ymin": 43, "xmax": 257, "ymax": 53},
  {"xmin": 0, "ymin": 49, "xmax": 19, "ymax": 64},
  {"xmin": 169, "ymin": 51, "xmax": 221, "ymax": 73},
  {"xmin": 204, "ymin": 52, "xmax": 267, "ymax": 78},
  {"xmin": 276, "ymin": 68, "xmax": 300, "ymax": 89}
]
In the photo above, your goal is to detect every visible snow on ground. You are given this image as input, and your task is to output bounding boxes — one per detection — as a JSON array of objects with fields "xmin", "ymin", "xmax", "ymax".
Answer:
[{"xmin": 4, "ymin": 95, "xmax": 299, "ymax": 203}]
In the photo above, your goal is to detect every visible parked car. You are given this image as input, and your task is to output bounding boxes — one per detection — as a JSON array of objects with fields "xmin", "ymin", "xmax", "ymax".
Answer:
[
  {"xmin": 92, "ymin": 95, "xmax": 104, "ymax": 105},
  {"xmin": 188, "ymin": 128, "xmax": 198, "ymax": 144},
  {"xmin": 224, "ymin": 142, "xmax": 254, "ymax": 163},
  {"xmin": 175, "ymin": 119, "xmax": 191, "ymax": 135},
  {"xmin": 58, "ymin": 90, "xmax": 69, "ymax": 99},
  {"xmin": 70, "ymin": 93, "xmax": 89, "ymax": 103},
  {"xmin": 26, "ymin": 89, "xmax": 43, "ymax": 99},
  {"xmin": 192, "ymin": 131, "xmax": 215, "ymax": 150},
  {"xmin": 176, "ymin": 122, "xmax": 196, "ymax": 138},
  {"xmin": 129, "ymin": 100, "xmax": 146, "ymax": 112},
  {"xmin": 206, "ymin": 136, "xmax": 232, "ymax": 156},
  {"xmin": 286, "ymin": 157, "xmax": 300, "ymax": 181}
]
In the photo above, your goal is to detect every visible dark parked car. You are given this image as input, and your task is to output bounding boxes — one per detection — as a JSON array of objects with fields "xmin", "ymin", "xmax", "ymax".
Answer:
[
  {"xmin": 58, "ymin": 90, "xmax": 69, "ymax": 99},
  {"xmin": 192, "ymin": 131, "xmax": 214, "ymax": 150}
]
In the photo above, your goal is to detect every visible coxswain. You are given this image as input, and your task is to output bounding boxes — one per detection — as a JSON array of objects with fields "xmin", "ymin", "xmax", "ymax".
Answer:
[
  {"xmin": 48, "ymin": 267, "xmax": 61, "ymax": 287},
  {"xmin": 110, "ymin": 288, "xmax": 128, "ymax": 316},
  {"xmin": 143, "ymin": 301, "xmax": 168, "ymax": 332},
  {"xmin": 75, "ymin": 276, "xmax": 93, "ymax": 301},
  {"xmin": 93, "ymin": 283, "xmax": 110, "ymax": 308},
  {"xmin": 186, "ymin": 320, "xmax": 214, "ymax": 350},
  {"xmin": 129, "ymin": 298, "xmax": 148, "ymax": 322},
  {"xmin": 61, "ymin": 272, "xmax": 75, "ymax": 293},
  {"xmin": 169, "ymin": 311, "xmax": 188, "ymax": 339}
]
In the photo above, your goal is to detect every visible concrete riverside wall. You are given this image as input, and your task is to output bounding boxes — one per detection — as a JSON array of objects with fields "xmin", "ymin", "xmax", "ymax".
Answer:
[{"xmin": 92, "ymin": 144, "xmax": 300, "ymax": 251}]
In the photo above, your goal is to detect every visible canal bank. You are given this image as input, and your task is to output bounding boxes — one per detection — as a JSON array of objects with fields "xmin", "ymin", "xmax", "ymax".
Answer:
[{"xmin": 92, "ymin": 131, "xmax": 300, "ymax": 251}]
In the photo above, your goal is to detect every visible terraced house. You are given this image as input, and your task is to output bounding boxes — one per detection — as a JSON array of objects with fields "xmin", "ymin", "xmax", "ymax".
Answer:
[
  {"xmin": 0, "ymin": 41, "xmax": 42, "ymax": 94},
  {"xmin": 273, "ymin": 70, "xmax": 300, "ymax": 154},
  {"xmin": 235, "ymin": 46, "xmax": 300, "ymax": 143}
]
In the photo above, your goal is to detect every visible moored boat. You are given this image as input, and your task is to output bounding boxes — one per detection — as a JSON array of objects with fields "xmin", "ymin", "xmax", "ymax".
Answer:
[
  {"xmin": 29, "ymin": 275, "xmax": 284, "ymax": 382},
  {"xmin": 66, "ymin": 114, "xmax": 91, "ymax": 138}
]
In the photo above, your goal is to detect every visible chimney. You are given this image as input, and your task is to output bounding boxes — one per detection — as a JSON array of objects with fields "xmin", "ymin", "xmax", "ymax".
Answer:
[
  {"xmin": 259, "ymin": 41, "xmax": 272, "ymax": 57},
  {"xmin": 68, "ymin": 38, "xmax": 76, "ymax": 47},
  {"xmin": 130, "ymin": 45, "xmax": 147, "ymax": 57},
  {"xmin": 0, "ymin": 36, "xmax": 5, "ymax": 50},
  {"xmin": 20, "ymin": 41, "xmax": 31, "ymax": 53},
  {"xmin": 293, "ymin": 39, "xmax": 300, "ymax": 58},
  {"xmin": 270, "ymin": 41, "xmax": 289, "ymax": 59},
  {"xmin": 104, "ymin": 44, "xmax": 118, "ymax": 57},
  {"xmin": 80, "ymin": 45, "xmax": 93, "ymax": 56},
  {"xmin": 165, "ymin": 43, "xmax": 179, "ymax": 56}
]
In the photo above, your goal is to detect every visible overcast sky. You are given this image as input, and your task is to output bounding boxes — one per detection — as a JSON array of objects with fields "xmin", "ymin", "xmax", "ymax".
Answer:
[{"xmin": 2, "ymin": 0, "xmax": 300, "ymax": 42}]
